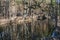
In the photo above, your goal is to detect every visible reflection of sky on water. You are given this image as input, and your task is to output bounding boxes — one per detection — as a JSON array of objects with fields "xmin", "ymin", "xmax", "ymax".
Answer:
[
  {"xmin": 0, "ymin": 32, "xmax": 4, "ymax": 38},
  {"xmin": 56, "ymin": 0, "xmax": 60, "ymax": 4}
]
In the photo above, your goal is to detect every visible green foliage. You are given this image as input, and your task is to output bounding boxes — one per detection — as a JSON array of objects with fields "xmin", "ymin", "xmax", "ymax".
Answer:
[
  {"xmin": 52, "ymin": 0, "xmax": 56, "ymax": 5},
  {"xmin": 15, "ymin": 0, "xmax": 22, "ymax": 5},
  {"xmin": 0, "ymin": 26, "xmax": 3, "ymax": 33}
]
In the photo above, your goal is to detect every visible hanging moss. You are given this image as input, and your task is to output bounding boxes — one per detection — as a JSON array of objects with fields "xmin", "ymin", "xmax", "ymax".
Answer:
[{"xmin": 47, "ymin": 22, "xmax": 55, "ymax": 37}]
